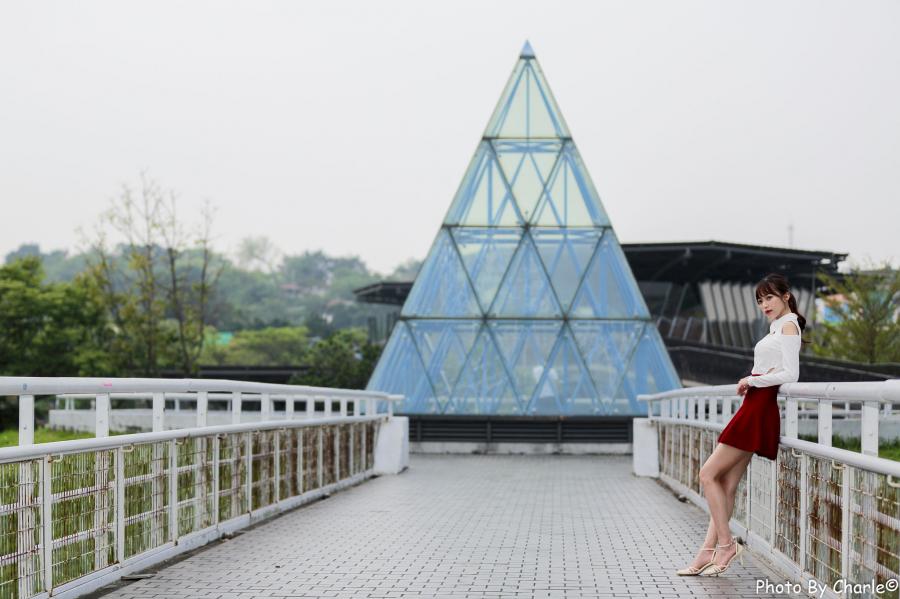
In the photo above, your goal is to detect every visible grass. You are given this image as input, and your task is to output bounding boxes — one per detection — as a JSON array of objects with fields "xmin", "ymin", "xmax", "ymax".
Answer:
[
  {"xmin": 0, "ymin": 426, "xmax": 96, "ymax": 448},
  {"xmin": 798, "ymin": 434, "xmax": 900, "ymax": 462}
]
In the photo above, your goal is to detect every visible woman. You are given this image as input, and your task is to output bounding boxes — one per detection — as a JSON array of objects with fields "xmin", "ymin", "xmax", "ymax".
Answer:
[{"xmin": 676, "ymin": 273, "xmax": 806, "ymax": 576}]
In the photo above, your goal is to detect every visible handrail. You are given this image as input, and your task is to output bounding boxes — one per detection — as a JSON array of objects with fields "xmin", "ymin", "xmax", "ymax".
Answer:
[
  {"xmin": 3, "ymin": 376, "xmax": 403, "ymax": 447},
  {"xmin": 639, "ymin": 379, "xmax": 900, "ymax": 403},
  {"xmin": 1, "ymin": 376, "xmax": 390, "ymax": 398},
  {"xmin": 0, "ymin": 414, "xmax": 381, "ymax": 463}
]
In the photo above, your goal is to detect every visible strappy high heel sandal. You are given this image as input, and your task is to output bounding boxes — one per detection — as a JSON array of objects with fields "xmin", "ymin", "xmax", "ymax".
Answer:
[
  {"xmin": 675, "ymin": 547, "xmax": 716, "ymax": 576},
  {"xmin": 703, "ymin": 539, "xmax": 744, "ymax": 576}
]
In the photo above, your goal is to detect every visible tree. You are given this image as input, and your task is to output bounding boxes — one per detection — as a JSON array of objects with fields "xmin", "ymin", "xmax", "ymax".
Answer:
[
  {"xmin": 201, "ymin": 326, "xmax": 310, "ymax": 366},
  {"xmin": 811, "ymin": 262, "xmax": 900, "ymax": 364},
  {"xmin": 0, "ymin": 257, "xmax": 113, "ymax": 376},
  {"xmin": 0, "ymin": 257, "xmax": 115, "ymax": 427},
  {"xmin": 290, "ymin": 328, "xmax": 382, "ymax": 389},
  {"xmin": 83, "ymin": 173, "xmax": 221, "ymax": 375}
]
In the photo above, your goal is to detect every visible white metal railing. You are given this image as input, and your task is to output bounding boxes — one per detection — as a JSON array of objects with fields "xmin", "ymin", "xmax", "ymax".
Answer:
[
  {"xmin": 0, "ymin": 377, "xmax": 403, "ymax": 599},
  {"xmin": 639, "ymin": 380, "xmax": 900, "ymax": 599}
]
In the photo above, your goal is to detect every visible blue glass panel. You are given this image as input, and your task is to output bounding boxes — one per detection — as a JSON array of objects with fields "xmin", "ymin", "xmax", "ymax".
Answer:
[
  {"xmin": 488, "ymin": 233, "xmax": 562, "ymax": 318},
  {"xmin": 449, "ymin": 328, "xmax": 519, "ymax": 414},
  {"xmin": 451, "ymin": 227, "xmax": 522, "ymax": 312},
  {"xmin": 401, "ymin": 229, "xmax": 482, "ymax": 318},
  {"xmin": 569, "ymin": 231, "xmax": 651, "ymax": 318},
  {"xmin": 531, "ymin": 228, "xmax": 601, "ymax": 313},
  {"xmin": 614, "ymin": 325, "xmax": 682, "ymax": 414},
  {"xmin": 484, "ymin": 59, "xmax": 570, "ymax": 139},
  {"xmin": 366, "ymin": 322, "xmax": 438, "ymax": 413},
  {"xmin": 444, "ymin": 142, "xmax": 523, "ymax": 227},
  {"xmin": 570, "ymin": 320, "xmax": 643, "ymax": 400},
  {"xmin": 531, "ymin": 142, "xmax": 610, "ymax": 227},
  {"xmin": 527, "ymin": 324, "xmax": 599, "ymax": 415},
  {"xmin": 492, "ymin": 140, "xmax": 561, "ymax": 220},
  {"xmin": 489, "ymin": 320, "xmax": 562, "ymax": 405},
  {"xmin": 408, "ymin": 320, "xmax": 481, "ymax": 403}
]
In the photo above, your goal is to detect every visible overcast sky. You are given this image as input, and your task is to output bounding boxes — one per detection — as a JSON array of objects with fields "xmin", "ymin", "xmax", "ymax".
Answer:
[{"xmin": 1, "ymin": 1, "xmax": 898, "ymax": 276}]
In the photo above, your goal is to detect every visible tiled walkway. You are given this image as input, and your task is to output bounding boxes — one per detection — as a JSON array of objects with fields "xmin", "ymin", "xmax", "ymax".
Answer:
[{"xmin": 96, "ymin": 455, "xmax": 788, "ymax": 598}]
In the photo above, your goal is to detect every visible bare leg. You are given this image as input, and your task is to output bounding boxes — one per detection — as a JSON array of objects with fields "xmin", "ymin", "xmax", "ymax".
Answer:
[
  {"xmin": 699, "ymin": 444, "xmax": 752, "ymax": 566},
  {"xmin": 685, "ymin": 451, "xmax": 751, "ymax": 569}
]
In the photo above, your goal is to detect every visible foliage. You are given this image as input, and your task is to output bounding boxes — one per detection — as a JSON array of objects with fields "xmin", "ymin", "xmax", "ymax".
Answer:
[
  {"xmin": 82, "ymin": 173, "xmax": 222, "ymax": 375},
  {"xmin": 289, "ymin": 328, "xmax": 382, "ymax": 390},
  {"xmin": 202, "ymin": 326, "xmax": 310, "ymax": 366},
  {"xmin": 0, "ymin": 257, "xmax": 114, "ymax": 376},
  {"xmin": 0, "ymin": 426, "xmax": 94, "ymax": 448},
  {"xmin": 811, "ymin": 262, "xmax": 900, "ymax": 364},
  {"xmin": 799, "ymin": 434, "xmax": 900, "ymax": 463},
  {"xmin": 0, "ymin": 258, "xmax": 116, "ymax": 428}
]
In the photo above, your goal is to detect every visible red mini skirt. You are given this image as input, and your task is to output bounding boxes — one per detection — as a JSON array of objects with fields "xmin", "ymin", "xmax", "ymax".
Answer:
[{"xmin": 718, "ymin": 374, "xmax": 781, "ymax": 460}]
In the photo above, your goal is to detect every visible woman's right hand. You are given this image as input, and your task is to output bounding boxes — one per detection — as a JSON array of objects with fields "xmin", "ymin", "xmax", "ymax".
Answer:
[{"xmin": 736, "ymin": 377, "xmax": 750, "ymax": 396}]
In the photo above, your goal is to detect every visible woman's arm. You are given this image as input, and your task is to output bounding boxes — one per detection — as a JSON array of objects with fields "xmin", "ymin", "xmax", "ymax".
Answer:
[{"xmin": 747, "ymin": 322, "xmax": 801, "ymax": 387}]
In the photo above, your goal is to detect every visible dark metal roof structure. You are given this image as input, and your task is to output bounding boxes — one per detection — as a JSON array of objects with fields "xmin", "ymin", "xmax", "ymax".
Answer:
[{"xmin": 354, "ymin": 240, "xmax": 848, "ymax": 305}]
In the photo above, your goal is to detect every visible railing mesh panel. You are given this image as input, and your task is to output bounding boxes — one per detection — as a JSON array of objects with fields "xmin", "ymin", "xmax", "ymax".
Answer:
[
  {"xmin": 749, "ymin": 456, "xmax": 774, "ymax": 543},
  {"xmin": 849, "ymin": 468, "xmax": 900, "ymax": 596},
  {"xmin": 302, "ymin": 429, "xmax": 319, "ymax": 493},
  {"xmin": 176, "ymin": 437, "xmax": 214, "ymax": 537},
  {"xmin": 322, "ymin": 427, "xmax": 336, "ymax": 487},
  {"xmin": 123, "ymin": 442, "xmax": 170, "ymax": 558},
  {"xmin": 250, "ymin": 431, "xmax": 276, "ymax": 511},
  {"xmin": 338, "ymin": 424, "xmax": 350, "ymax": 480},
  {"xmin": 51, "ymin": 450, "xmax": 116, "ymax": 587},
  {"xmin": 806, "ymin": 456, "xmax": 844, "ymax": 586},
  {"xmin": 279, "ymin": 430, "xmax": 300, "ymax": 500},
  {"xmin": 217, "ymin": 433, "xmax": 247, "ymax": 522},
  {"xmin": 0, "ymin": 459, "xmax": 44, "ymax": 599},
  {"xmin": 775, "ymin": 446, "xmax": 801, "ymax": 562}
]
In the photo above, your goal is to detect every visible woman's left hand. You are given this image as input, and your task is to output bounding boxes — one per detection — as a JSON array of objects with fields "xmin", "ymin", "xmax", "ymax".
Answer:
[{"xmin": 736, "ymin": 377, "xmax": 750, "ymax": 396}]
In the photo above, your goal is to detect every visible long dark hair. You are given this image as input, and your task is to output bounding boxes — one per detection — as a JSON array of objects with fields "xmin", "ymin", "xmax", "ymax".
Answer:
[{"xmin": 754, "ymin": 273, "xmax": 809, "ymax": 343}]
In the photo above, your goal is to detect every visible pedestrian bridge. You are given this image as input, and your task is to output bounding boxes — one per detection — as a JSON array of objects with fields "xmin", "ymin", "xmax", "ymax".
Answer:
[{"xmin": 1, "ymin": 377, "xmax": 898, "ymax": 599}]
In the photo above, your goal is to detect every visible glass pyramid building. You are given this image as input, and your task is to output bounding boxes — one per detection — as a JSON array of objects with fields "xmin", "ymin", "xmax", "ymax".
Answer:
[{"xmin": 367, "ymin": 41, "xmax": 681, "ymax": 415}]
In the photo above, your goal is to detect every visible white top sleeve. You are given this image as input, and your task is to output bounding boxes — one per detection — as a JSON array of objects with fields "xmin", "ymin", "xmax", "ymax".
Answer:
[{"xmin": 747, "ymin": 332, "xmax": 801, "ymax": 387}]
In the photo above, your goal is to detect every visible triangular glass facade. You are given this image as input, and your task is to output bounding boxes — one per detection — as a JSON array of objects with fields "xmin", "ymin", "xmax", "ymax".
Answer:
[{"xmin": 367, "ymin": 42, "xmax": 681, "ymax": 415}]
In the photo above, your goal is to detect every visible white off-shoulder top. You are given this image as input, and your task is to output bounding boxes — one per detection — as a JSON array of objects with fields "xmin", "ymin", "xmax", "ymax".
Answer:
[{"xmin": 746, "ymin": 312, "xmax": 802, "ymax": 387}]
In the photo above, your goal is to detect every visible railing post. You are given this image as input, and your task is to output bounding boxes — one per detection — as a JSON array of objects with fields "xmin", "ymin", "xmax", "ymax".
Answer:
[
  {"xmin": 152, "ymin": 392, "xmax": 165, "ymax": 432},
  {"xmin": 245, "ymin": 432, "xmax": 253, "ymax": 513},
  {"xmin": 169, "ymin": 440, "xmax": 178, "ymax": 541},
  {"xmin": 696, "ymin": 397, "xmax": 706, "ymax": 422},
  {"xmin": 353, "ymin": 399, "xmax": 361, "ymax": 417},
  {"xmin": 212, "ymin": 435, "xmax": 220, "ymax": 526},
  {"xmin": 115, "ymin": 447, "xmax": 125, "ymax": 563},
  {"xmin": 722, "ymin": 396, "xmax": 732, "ymax": 422},
  {"xmin": 196, "ymin": 391, "xmax": 208, "ymax": 428},
  {"xmin": 41, "ymin": 455, "xmax": 53, "ymax": 593},
  {"xmin": 261, "ymin": 393, "xmax": 272, "ymax": 421},
  {"xmin": 860, "ymin": 400, "xmax": 879, "ymax": 456},
  {"xmin": 785, "ymin": 397, "xmax": 798, "ymax": 439},
  {"xmin": 232, "ymin": 391, "xmax": 242, "ymax": 425},
  {"xmin": 18, "ymin": 394, "xmax": 34, "ymax": 446},
  {"xmin": 817, "ymin": 401, "xmax": 832, "ymax": 447},
  {"xmin": 96, "ymin": 393, "xmax": 110, "ymax": 437},
  {"xmin": 286, "ymin": 396, "xmax": 295, "ymax": 420},
  {"xmin": 317, "ymin": 427, "xmax": 324, "ymax": 488},
  {"xmin": 324, "ymin": 396, "xmax": 332, "ymax": 418},
  {"xmin": 274, "ymin": 430, "xmax": 281, "ymax": 504},
  {"xmin": 297, "ymin": 429, "xmax": 304, "ymax": 493},
  {"xmin": 349, "ymin": 424, "xmax": 354, "ymax": 475},
  {"xmin": 366, "ymin": 397, "xmax": 375, "ymax": 416},
  {"xmin": 840, "ymin": 464, "xmax": 850, "ymax": 585},
  {"xmin": 387, "ymin": 396, "xmax": 395, "ymax": 417},
  {"xmin": 798, "ymin": 452, "xmax": 807, "ymax": 569},
  {"xmin": 306, "ymin": 396, "xmax": 315, "ymax": 419},
  {"xmin": 339, "ymin": 399, "xmax": 347, "ymax": 417}
]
